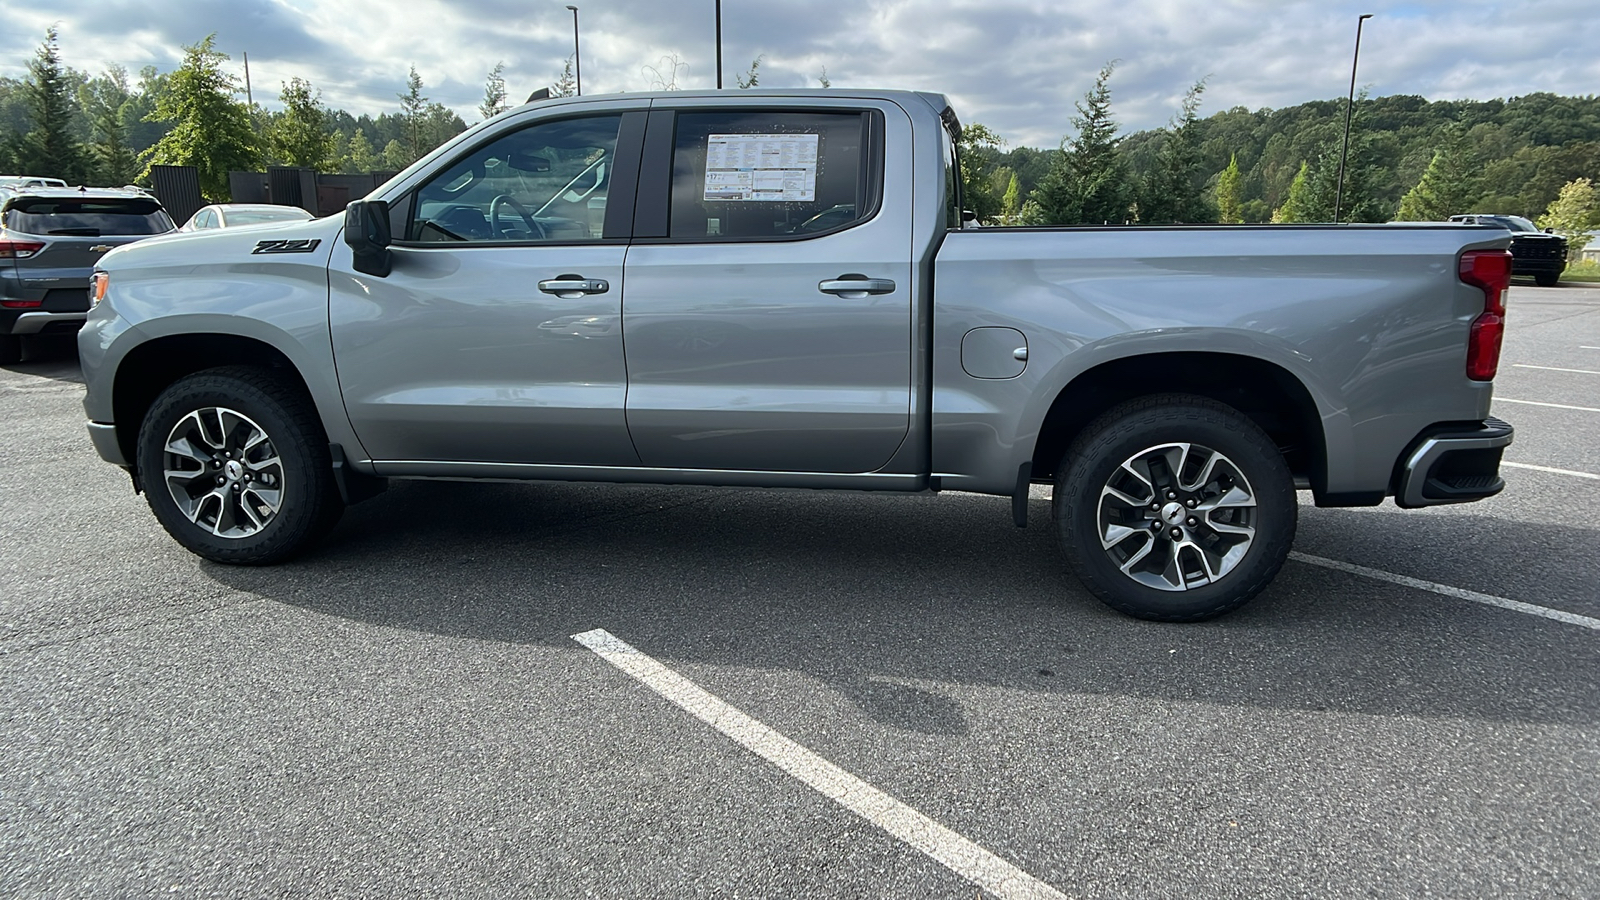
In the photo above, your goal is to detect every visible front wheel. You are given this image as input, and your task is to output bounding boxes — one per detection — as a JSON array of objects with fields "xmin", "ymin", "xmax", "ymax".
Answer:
[
  {"xmin": 136, "ymin": 366, "xmax": 343, "ymax": 564},
  {"xmin": 1534, "ymin": 271, "xmax": 1560, "ymax": 287},
  {"xmin": 1054, "ymin": 394, "xmax": 1296, "ymax": 622}
]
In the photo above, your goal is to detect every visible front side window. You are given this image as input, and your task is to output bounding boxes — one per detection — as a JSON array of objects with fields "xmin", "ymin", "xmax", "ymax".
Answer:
[
  {"xmin": 669, "ymin": 110, "xmax": 870, "ymax": 239},
  {"xmin": 407, "ymin": 114, "xmax": 622, "ymax": 243}
]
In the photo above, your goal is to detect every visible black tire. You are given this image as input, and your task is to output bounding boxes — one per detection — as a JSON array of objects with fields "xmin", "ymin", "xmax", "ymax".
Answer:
[
  {"xmin": 1053, "ymin": 394, "xmax": 1296, "ymax": 622},
  {"xmin": 136, "ymin": 366, "xmax": 343, "ymax": 564},
  {"xmin": 0, "ymin": 334, "xmax": 21, "ymax": 365},
  {"xmin": 1534, "ymin": 272, "xmax": 1560, "ymax": 287}
]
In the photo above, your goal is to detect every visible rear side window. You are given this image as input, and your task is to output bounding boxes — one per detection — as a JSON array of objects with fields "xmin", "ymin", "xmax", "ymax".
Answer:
[
  {"xmin": 669, "ymin": 110, "xmax": 872, "ymax": 240},
  {"xmin": 3, "ymin": 198, "xmax": 174, "ymax": 236}
]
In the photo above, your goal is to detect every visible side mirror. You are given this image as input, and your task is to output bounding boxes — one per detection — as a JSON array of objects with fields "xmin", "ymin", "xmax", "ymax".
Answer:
[
  {"xmin": 1545, "ymin": 227, "xmax": 1554, "ymax": 234},
  {"xmin": 344, "ymin": 199, "xmax": 392, "ymax": 277}
]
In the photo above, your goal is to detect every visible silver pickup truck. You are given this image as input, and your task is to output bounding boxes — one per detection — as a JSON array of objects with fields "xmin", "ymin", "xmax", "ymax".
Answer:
[{"xmin": 79, "ymin": 89, "xmax": 1515, "ymax": 621}]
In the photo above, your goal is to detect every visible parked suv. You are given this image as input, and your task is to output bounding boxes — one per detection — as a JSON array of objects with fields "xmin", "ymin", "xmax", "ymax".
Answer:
[
  {"xmin": 1449, "ymin": 215, "xmax": 1567, "ymax": 286},
  {"xmin": 0, "ymin": 187, "xmax": 175, "ymax": 364}
]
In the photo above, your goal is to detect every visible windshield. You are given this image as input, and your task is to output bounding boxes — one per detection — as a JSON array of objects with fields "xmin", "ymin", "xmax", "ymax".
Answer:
[
  {"xmin": 1477, "ymin": 215, "xmax": 1539, "ymax": 233},
  {"xmin": 3, "ymin": 197, "xmax": 174, "ymax": 236}
]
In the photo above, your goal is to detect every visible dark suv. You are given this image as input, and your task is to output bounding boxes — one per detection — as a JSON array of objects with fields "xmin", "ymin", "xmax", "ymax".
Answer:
[
  {"xmin": 1449, "ymin": 214, "xmax": 1568, "ymax": 286},
  {"xmin": 1, "ymin": 187, "xmax": 176, "ymax": 363}
]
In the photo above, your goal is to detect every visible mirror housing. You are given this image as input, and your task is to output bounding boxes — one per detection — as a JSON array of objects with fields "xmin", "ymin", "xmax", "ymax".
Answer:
[
  {"xmin": 344, "ymin": 199, "xmax": 393, "ymax": 277},
  {"xmin": 509, "ymin": 150, "xmax": 552, "ymax": 173}
]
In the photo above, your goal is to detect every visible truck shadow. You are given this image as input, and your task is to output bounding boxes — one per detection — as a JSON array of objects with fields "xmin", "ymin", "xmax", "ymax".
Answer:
[{"xmin": 200, "ymin": 480, "xmax": 1600, "ymax": 731}]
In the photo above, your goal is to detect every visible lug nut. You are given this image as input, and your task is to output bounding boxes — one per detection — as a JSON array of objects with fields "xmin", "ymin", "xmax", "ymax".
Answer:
[
  {"xmin": 1187, "ymin": 517, "xmax": 1197, "ymax": 526},
  {"xmin": 1186, "ymin": 498, "xmax": 1197, "ymax": 508},
  {"xmin": 1150, "ymin": 503, "xmax": 1160, "ymax": 511},
  {"xmin": 1167, "ymin": 491, "xmax": 1177, "ymax": 500},
  {"xmin": 216, "ymin": 476, "xmax": 225, "ymax": 485},
  {"xmin": 1170, "ymin": 527, "xmax": 1183, "ymax": 539},
  {"xmin": 231, "ymin": 483, "xmax": 241, "ymax": 491},
  {"xmin": 1151, "ymin": 520, "xmax": 1163, "ymax": 531}
]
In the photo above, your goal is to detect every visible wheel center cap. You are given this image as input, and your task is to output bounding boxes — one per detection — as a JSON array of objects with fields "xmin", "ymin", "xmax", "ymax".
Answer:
[
  {"xmin": 1161, "ymin": 501, "xmax": 1187, "ymax": 525},
  {"xmin": 225, "ymin": 460, "xmax": 245, "ymax": 481}
]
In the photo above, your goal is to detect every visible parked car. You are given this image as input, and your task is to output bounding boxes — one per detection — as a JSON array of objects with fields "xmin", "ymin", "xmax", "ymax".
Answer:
[
  {"xmin": 179, "ymin": 203, "xmax": 316, "ymax": 232},
  {"xmin": 0, "ymin": 176, "xmax": 69, "ymax": 191},
  {"xmin": 81, "ymin": 89, "xmax": 1515, "ymax": 622},
  {"xmin": 0, "ymin": 187, "xmax": 176, "ymax": 364},
  {"xmin": 1449, "ymin": 214, "xmax": 1567, "ymax": 286}
]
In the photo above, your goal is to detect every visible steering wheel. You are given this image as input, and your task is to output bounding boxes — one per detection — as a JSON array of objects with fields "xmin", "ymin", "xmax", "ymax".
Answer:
[{"xmin": 489, "ymin": 194, "xmax": 547, "ymax": 240}]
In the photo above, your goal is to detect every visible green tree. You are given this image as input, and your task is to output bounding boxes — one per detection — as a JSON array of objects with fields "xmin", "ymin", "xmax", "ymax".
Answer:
[
  {"xmin": 1215, "ymin": 153, "xmax": 1243, "ymax": 224},
  {"xmin": 270, "ymin": 77, "xmax": 335, "ymax": 170},
  {"xmin": 736, "ymin": 55, "xmax": 763, "ymax": 89},
  {"xmin": 1030, "ymin": 61, "xmax": 1131, "ymax": 224},
  {"xmin": 78, "ymin": 65, "xmax": 139, "ymax": 185},
  {"xmin": 398, "ymin": 65, "xmax": 427, "ymax": 161},
  {"xmin": 341, "ymin": 127, "xmax": 380, "ymax": 173},
  {"xmin": 1538, "ymin": 177, "xmax": 1597, "ymax": 260},
  {"xmin": 1143, "ymin": 79, "xmax": 1212, "ymax": 223},
  {"xmin": 381, "ymin": 138, "xmax": 409, "ymax": 171},
  {"xmin": 480, "ymin": 62, "xmax": 507, "ymax": 119},
  {"xmin": 140, "ymin": 35, "xmax": 260, "ymax": 201},
  {"xmin": 1002, "ymin": 170, "xmax": 1022, "ymax": 220},
  {"xmin": 551, "ymin": 56, "xmax": 577, "ymax": 98},
  {"xmin": 1395, "ymin": 127, "xmax": 1480, "ymax": 220},
  {"xmin": 957, "ymin": 122, "xmax": 1005, "ymax": 222},
  {"xmin": 15, "ymin": 27, "xmax": 90, "ymax": 183},
  {"xmin": 1273, "ymin": 161, "xmax": 1317, "ymax": 223}
]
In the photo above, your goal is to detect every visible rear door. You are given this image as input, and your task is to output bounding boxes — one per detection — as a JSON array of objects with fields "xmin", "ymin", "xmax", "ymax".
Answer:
[{"xmin": 621, "ymin": 99, "xmax": 915, "ymax": 473}]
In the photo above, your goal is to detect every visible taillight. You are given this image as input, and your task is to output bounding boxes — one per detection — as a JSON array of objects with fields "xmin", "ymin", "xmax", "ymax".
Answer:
[
  {"xmin": 90, "ymin": 271, "xmax": 110, "ymax": 306},
  {"xmin": 0, "ymin": 239, "xmax": 45, "ymax": 259},
  {"xmin": 1460, "ymin": 249, "xmax": 1512, "ymax": 381}
]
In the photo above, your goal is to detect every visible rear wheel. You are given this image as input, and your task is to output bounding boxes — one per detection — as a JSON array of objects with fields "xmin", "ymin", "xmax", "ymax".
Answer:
[
  {"xmin": 136, "ymin": 366, "xmax": 343, "ymax": 564},
  {"xmin": 1054, "ymin": 394, "xmax": 1296, "ymax": 622}
]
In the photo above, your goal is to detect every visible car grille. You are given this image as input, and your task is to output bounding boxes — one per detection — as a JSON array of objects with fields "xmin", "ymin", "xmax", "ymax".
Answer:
[{"xmin": 1513, "ymin": 240, "xmax": 1565, "ymax": 260}]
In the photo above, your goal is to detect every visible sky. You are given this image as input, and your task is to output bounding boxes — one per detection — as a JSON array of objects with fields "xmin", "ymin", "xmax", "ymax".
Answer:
[{"xmin": 2, "ymin": 0, "xmax": 1597, "ymax": 148}]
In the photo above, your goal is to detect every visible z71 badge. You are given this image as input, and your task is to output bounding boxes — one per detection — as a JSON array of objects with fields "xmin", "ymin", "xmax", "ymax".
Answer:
[{"xmin": 252, "ymin": 239, "xmax": 322, "ymax": 255}]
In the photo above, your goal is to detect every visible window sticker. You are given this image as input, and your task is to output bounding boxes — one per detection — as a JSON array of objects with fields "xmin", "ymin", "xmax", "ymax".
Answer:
[{"xmin": 703, "ymin": 133, "xmax": 819, "ymax": 202}]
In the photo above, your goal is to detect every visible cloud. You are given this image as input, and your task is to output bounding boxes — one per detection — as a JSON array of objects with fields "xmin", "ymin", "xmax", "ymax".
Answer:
[{"xmin": 1, "ymin": 0, "xmax": 1596, "ymax": 147}]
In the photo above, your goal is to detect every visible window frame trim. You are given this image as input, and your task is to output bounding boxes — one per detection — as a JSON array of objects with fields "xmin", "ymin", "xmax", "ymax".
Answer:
[{"xmin": 629, "ymin": 105, "xmax": 886, "ymax": 246}]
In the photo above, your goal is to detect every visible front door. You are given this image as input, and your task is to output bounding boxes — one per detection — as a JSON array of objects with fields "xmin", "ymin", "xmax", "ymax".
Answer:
[
  {"xmin": 621, "ymin": 104, "xmax": 914, "ymax": 473},
  {"xmin": 329, "ymin": 108, "xmax": 643, "ymax": 466}
]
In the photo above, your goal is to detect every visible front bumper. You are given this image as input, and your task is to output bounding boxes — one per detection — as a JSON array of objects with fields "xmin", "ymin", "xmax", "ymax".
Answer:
[
  {"xmin": 1394, "ymin": 417, "xmax": 1513, "ymax": 508},
  {"xmin": 87, "ymin": 421, "xmax": 128, "ymax": 467}
]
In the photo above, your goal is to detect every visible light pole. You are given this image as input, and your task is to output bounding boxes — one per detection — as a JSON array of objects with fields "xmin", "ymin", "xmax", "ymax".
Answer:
[
  {"xmin": 1334, "ymin": 13, "xmax": 1373, "ymax": 224},
  {"xmin": 715, "ymin": 0, "xmax": 724, "ymax": 89},
  {"xmin": 566, "ymin": 5, "xmax": 582, "ymax": 96}
]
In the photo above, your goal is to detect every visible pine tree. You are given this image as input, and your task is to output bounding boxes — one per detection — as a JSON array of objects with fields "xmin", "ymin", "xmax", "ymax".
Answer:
[
  {"xmin": 1538, "ymin": 177, "xmax": 1597, "ymax": 260},
  {"xmin": 140, "ymin": 35, "xmax": 260, "ymax": 201},
  {"xmin": 342, "ymin": 127, "xmax": 380, "ymax": 174},
  {"xmin": 736, "ymin": 56, "xmax": 764, "ymax": 89},
  {"xmin": 1395, "ymin": 127, "xmax": 1480, "ymax": 221},
  {"xmin": 398, "ymin": 65, "xmax": 427, "ymax": 161},
  {"xmin": 16, "ymin": 27, "xmax": 90, "ymax": 183},
  {"xmin": 381, "ymin": 139, "xmax": 409, "ymax": 172},
  {"xmin": 270, "ymin": 77, "xmax": 335, "ymax": 170},
  {"xmin": 1143, "ymin": 79, "xmax": 1210, "ymax": 223},
  {"xmin": 1216, "ymin": 153, "xmax": 1243, "ymax": 224},
  {"xmin": 551, "ymin": 57, "xmax": 577, "ymax": 98},
  {"xmin": 1273, "ymin": 161, "xmax": 1317, "ymax": 223},
  {"xmin": 480, "ymin": 62, "xmax": 507, "ymax": 119},
  {"xmin": 79, "ymin": 65, "xmax": 139, "ymax": 185},
  {"xmin": 1030, "ymin": 61, "xmax": 1131, "ymax": 225},
  {"xmin": 1002, "ymin": 171, "xmax": 1022, "ymax": 220}
]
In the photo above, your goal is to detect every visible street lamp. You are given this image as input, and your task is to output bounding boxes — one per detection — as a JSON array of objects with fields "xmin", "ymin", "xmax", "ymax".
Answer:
[
  {"xmin": 566, "ymin": 5, "xmax": 582, "ymax": 96},
  {"xmin": 715, "ymin": 0, "xmax": 724, "ymax": 89},
  {"xmin": 1334, "ymin": 13, "xmax": 1374, "ymax": 224}
]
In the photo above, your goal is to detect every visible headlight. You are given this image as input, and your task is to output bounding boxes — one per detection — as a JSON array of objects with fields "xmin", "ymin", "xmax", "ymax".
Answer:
[{"xmin": 90, "ymin": 271, "xmax": 110, "ymax": 307}]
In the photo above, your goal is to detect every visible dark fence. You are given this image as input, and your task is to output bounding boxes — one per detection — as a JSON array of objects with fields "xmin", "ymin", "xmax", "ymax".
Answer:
[
  {"xmin": 147, "ymin": 165, "xmax": 204, "ymax": 226},
  {"xmin": 223, "ymin": 169, "xmax": 388, "ymax": 216}
]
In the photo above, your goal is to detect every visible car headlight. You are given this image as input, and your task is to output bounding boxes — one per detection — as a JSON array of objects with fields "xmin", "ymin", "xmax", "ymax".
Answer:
[{"xmin": 90, "ymin": 271, "xmax": 109, "ymax": 307}]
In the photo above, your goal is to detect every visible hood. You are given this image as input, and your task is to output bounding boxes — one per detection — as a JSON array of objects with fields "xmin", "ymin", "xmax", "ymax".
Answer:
[{"xmin": 97, "ymin": 214, "xmax": 343, "ymax": 272}]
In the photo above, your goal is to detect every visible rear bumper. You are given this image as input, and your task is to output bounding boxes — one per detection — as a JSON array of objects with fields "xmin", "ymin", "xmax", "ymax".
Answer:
[
  {"xmin": 3, "ymin": 309, "xmax": 88, "ymax": 335},
  {"xmin": 1394, "ymin": 417, "xmax": 1513, "ymax": 509}
]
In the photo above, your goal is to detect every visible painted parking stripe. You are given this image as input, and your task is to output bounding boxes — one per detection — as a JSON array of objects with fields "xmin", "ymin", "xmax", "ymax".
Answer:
[
  {"xmin": 1503, "ymin": 461, "xmax": 1600, "ymax": 481},
  {"xmin": 1289, "ymin": 552, "xmax": 1600, "ymax": 632},
  {"xmin": 1511, "ymin": 364, "xmax": 1600, "ymax": 375},
  {"xmin": 1495, "ymin": 398, "xmax": 1600, "ymax": 413},
  {"xmin": 571, "ymin": 628, "xmax": 1069, "ymax": 900}
]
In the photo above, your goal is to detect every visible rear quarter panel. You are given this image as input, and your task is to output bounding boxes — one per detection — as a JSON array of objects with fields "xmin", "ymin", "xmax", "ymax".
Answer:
[{"xmin": 932, "ymin": 225, "xmax": 1511, "ymax": 496}]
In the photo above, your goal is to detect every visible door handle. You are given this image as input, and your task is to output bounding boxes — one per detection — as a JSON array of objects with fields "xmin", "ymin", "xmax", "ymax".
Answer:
[
  {"xmin": 818, "ymin": 275, "xmax": 895, "ymax": 297},
  {"xmin": 538, "ymin": 275, "xmax": 610, "ymax": 296}
]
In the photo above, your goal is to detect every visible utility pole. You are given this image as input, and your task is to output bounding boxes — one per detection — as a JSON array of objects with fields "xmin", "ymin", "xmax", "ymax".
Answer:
[
  {"xmin": 716, "ymin": 0, "xmax": 724, "ymax": 89},
  {"xmin": 566, "ymin": 6, "xmax": 582, "ymax": 96},
  {"xmin": 243, "ymin": 51, "xmax": 253, "ymax": 107},
  {"xmin": 1334, "ymin": 14, "xmax": 1374, "ymax": 224}
]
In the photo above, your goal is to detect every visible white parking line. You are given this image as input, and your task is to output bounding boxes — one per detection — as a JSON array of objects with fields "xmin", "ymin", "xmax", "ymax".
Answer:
[
  {"xmin": 571, "ymin": 628, "xmax": 1069, "ymax": 900},
  {"xmin": 1503, "ymin": 461, "xmax": 1600, "ymax": 481},
  {"xmin": 1495, "ymin": 398, "xmax": 1600, "ymax": 413},
  {"xmin": 1580, "ymin": 346, "xmax": 1600, "ymax": 350},
  {"xmin": 1289, "ymin": 552, "xmax": 1600, "ymax": 632},
  {"xmin": 1511, "ymin": 364, "xmax": 1600, "ymax": 375}
]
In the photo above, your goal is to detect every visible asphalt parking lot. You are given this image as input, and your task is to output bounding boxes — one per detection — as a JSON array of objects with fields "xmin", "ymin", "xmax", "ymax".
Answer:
[{"xmin": 3, "ymin": 284, "xmax": 1597, "ymax": 899}]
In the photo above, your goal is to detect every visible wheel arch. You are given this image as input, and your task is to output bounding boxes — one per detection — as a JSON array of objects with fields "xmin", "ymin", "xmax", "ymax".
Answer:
[{"xmin": 1028, "ymin": 351, "xmax": 1328, "ymax": 497}]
